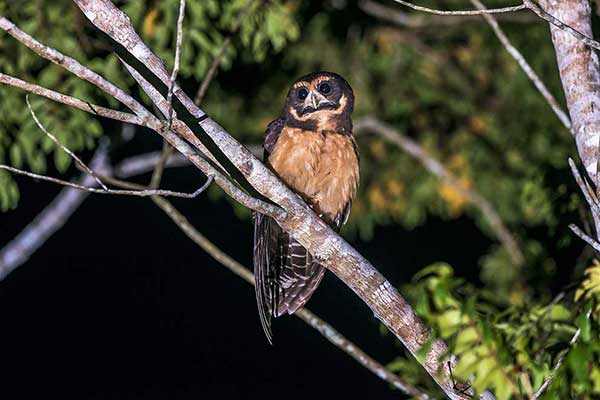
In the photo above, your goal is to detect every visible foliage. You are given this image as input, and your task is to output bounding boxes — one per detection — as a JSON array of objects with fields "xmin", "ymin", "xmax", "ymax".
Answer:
[
  {"xmin": 387, "ymin": 263, "xmax": 600, "ymax": 399},
  {"xmin": 0, "ymin": 0, "xmax": 298, "ymax": 210}
]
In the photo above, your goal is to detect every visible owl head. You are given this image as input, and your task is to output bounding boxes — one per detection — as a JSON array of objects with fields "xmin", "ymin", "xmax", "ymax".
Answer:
[{"xmin": 284, "ymin": 71, "xmax": 354, "ymax": 132}]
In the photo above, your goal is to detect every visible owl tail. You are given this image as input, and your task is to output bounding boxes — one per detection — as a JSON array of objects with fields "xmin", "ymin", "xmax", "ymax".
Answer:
[{"xmin": 275, "ymin": 237, "xmax": 326, "ymax": 316}]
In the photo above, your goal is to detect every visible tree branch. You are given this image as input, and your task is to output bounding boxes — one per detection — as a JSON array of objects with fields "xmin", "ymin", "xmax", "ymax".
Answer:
[
  {"xmin": 166, "ymin": 0, "xmax": 185, "ymax": 129},
  {"xmin": 360, "ymin": 0, "xmax": 537, "ymax": 29},
  {"xmin": 148, "ymin": 194, "xmax": 434, "ymax": 400},
  {"xmin": 538, "ymin": 0, "xmax": 600, "ymax": 234},
  {"xmin": 469, "ymin": 0, "xmax": 572, "ymax": 132},
  {"xmin": 25, "ymin": 94, "xmax": 108, "ymax": 190},
  {"xmin": 0, "ymin": 140, "xmax": 110, "ymax": 280},
  {"xmin": 355, "ymin": 116, "xmax": 524, "ymax": 267},
  {"xmin": 0, "ymin": 72, "xmax": 144, "ymax": 126},
  {"xmin": 390, "ymin": 0, "xmax": 527, "ymax": 16}
]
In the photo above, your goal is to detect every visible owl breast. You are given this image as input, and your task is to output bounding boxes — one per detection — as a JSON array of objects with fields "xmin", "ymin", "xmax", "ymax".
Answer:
[{"xmin": 267, "ymin": 127, "xmax": 359, "ymax": 224}]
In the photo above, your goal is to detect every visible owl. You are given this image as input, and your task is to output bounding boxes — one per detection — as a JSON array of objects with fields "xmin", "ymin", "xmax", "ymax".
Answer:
[{"xmin": 254, "ymin": 71, "xmax": 359, "ymax": 343}]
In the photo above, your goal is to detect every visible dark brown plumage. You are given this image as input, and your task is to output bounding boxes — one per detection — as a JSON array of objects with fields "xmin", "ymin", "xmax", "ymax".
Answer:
[{"xmin": 253, "ymin": 71, "xmax": 359, "ymax": 343}]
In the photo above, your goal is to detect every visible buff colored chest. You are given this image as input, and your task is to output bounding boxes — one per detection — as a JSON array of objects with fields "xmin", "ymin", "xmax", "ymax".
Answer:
[{"xmin": 268, "ymin": 127, "xmax": 359, "ymax": 224}]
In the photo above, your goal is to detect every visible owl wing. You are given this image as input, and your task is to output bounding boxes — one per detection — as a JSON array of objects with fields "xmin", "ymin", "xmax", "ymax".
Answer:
[{"xmin": 253, "ymin": 118, "xmax": 284, "ymax": 344}]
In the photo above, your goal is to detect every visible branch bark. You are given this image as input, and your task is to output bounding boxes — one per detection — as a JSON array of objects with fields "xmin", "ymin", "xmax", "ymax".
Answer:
[
  {"xmin": 538, "ymin": 0, "xmax": 600, "ymax": 237},
  {"xmin": 539, "ymin": 0, "xmax": 600, "ymax": 183}
]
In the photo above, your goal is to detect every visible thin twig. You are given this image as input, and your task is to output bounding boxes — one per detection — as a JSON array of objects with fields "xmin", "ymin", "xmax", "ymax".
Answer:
[
  {"xmin": 569, "ymin": 224, "xmax": 600, "ymax": 252},
  {"xmin": 25, "ymin": 94, "xmax": 108, "ymax": 190},
  {"xmin": 0, "ymin": 164, "xmax": 213, "ymax": 198},
  {"xmin": 469, "ymin": 0, "xmax": 572, "ymax": 132},
  {"xmin": 391, "ymin": 0, "xmax": 527, "ymax": 15},
  {"xmin": 194, "ymin": 0, "xmax": 256, "ymax": 104},
  {"xmin": 166, "ymin": 0, "xmax": 186, "ymax": 129},
  {"xmin": 569, "ymin": 158, "xmax": 600, "ymax": 228},
  {"xmin": 531, "ymin": 308, "xmax": 593, "ymax": 399},
  {"xmin": 0, "ymin": 72, "xmax": 144, "ymax": 126},
  {"xmin": 524, "ymin": 0, "xmax": 600, "ymax": 52},
  {"xmin": 149, "ymin": 140, "xmax": 174, "ymax": 189},
  {"xmin": 355, "ymin": 116, "xmax": 524, "ymax": 266},
  {"xmin": 360, "ymin": 0, "xmax": 537, "ymax": 28},
  {"xmin": 0, "ymin": 139, "xmax": 111, "ymax": 279}
]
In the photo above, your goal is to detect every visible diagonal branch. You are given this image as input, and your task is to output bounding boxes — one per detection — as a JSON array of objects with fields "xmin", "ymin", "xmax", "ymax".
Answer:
[
  {"xmin": 166, "ymin": 0, "xmax": 185, "ymax": 129},
  {"xmin": 0, "ymin": 72, "xmax": 143, "ymax": 126},
  {"xmin": 26, "ymin": 94, "xmax": 108, "ymax": 190},
  {"xmin": 355, "ymin": 116, "xmax": 524, "ymax": 267},
  {"xmin": 469, "ymin": 0, "xmax": 572, "ymax": 132},
  {"xmin": 531, "ymin": 308, "xmax": 593, "ymax": 398},
  {"xmin": 0, "ymin": 140, "xmax": 110, "ymax": 280},
  {"xmin": 0, "ymin": 164, "xmax": 213, "ymax": 198}
]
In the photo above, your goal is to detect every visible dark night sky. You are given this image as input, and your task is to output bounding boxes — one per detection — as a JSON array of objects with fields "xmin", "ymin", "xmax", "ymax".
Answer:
[{"xmin": 0, "ymin": 137, "xmax": 492, "ymax": 399}]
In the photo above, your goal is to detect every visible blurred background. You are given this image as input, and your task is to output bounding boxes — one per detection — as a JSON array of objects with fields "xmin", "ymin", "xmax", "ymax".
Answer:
[{"xmin": 0, "ymin": 0, "xmax": 597, "ymax": 398}]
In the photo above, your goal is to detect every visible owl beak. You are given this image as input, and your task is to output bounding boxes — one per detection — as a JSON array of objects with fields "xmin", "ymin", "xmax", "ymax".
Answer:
[
  {"xmin": 311, "ymin": 94, "xmax": 318, "ymax": 110},
  {"xmin": 303, "ymin": 91, "xmax": 334, "ymax": 114}
]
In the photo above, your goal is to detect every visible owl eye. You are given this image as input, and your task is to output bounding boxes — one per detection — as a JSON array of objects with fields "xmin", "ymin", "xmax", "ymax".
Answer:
[
  {"xmin": 319, "ymin": 82, "xmax": 331, "ymax": 95},
  {"xmin": 298, "ymin": 88, "xmax": 309, "ymax": 100}
]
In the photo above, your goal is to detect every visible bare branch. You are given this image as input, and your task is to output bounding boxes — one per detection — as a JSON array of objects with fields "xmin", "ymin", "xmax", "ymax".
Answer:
[
  {"xmin": 0, "ymin": 164, "xmax": 214, "ymax": 198},
  {"xmin": 0, "ymin": 15, "xmax": 283, "ymax": 219},
  {"xmin": 0, "ymin": 141, "xmax": 110, "ymax": 279},
  {"xmin": 25, "ymin": 94, "xmax": 108, "ymax": 190},
  {"xmin": 355, "ymin": 116, "xmax": 524, "ymax": 267},
  {"xmin": 469, "ymin": 0, "xmax": 572, "ymax": 132},
  {"xmin": 569, "ymin": 158, "xmax": 600, "ymax": 226},
  {"xmin": 569, "ymin": 224, "xmax": 600, "ymax": 252},
  {"xmin": 0, "ymin": 16, "xmax": 158, "ymax": 129},
  {"xmin": 166, "ymin": 0, "xmax": 186, "ymax": 129},
  {"xmin": 360, "ymin": 0, "xmax": 537, "ymax": 28},
  {"xmin": 149, "ymin": 141, "xmax": 174, "ymax": 189},
  {"xmin": 390, "ymin": 0, "xmax": 527, "ymax": 15},
  {"xmin": 0, "ymin": 72, "xmax": 144, "ymax": 126},
  {"xmin": 524, "ymin": 0, "xmax": 600, "ymax": 52},
  {"xmin": 538, "ymin": 0, "xmax": 600, "ymax": 189}
]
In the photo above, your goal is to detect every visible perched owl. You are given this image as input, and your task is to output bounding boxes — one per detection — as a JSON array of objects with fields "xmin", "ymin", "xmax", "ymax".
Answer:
[{"xmin": 253, "ymin": 71, "xmax": 359, "ymax": 343}]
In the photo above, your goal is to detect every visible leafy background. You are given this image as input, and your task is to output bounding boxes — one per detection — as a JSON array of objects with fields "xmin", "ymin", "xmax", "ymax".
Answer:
[{"xmin": 0, "ymin": 0, "xmax": 599, "ymax": 398}]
